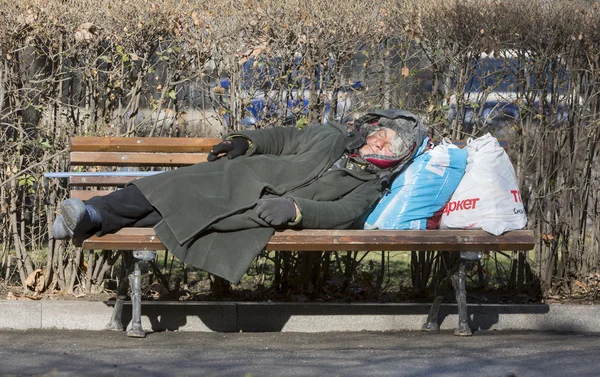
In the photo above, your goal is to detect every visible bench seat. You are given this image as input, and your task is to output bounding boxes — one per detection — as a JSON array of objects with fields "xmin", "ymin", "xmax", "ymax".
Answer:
[{"xmin": 83, "ymin": 228, "xmax": 535, "ymax": 252}]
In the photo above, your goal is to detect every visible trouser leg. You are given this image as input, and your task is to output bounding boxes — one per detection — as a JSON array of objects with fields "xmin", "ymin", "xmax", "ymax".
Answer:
[{"xmin": 86, "ymin": 185, "xmax": 162, "ymax": 235}]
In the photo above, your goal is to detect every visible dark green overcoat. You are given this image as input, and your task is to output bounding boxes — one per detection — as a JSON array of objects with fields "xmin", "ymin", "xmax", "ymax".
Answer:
[{"xmin": 132, "ymin": 123, "xmax": 381, "ymax": 283}]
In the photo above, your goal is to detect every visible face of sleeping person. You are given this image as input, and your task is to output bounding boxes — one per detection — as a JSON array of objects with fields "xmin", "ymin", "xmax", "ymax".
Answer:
[{"xmin": 359, "ymin": 127, "xmax": 398, "ymax": 157}]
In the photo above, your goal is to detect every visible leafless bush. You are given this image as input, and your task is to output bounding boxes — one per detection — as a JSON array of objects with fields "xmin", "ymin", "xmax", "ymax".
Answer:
[{"xmin": 1, "ymin": 0, "xmax": 599, "ymax": 301}]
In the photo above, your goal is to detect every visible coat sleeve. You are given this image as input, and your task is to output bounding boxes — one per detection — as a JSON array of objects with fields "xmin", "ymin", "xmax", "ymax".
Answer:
[
  {"xmin": 230, "ymin": 125, "xmax": 332, "ymax": 156},
  {"xmin": 289, "ymin": 180, "xmax": 381, "ymax": 229}
]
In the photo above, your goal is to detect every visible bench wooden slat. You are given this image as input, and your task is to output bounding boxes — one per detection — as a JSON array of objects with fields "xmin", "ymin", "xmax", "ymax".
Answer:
[
  {"xmin": 69, "ymin": 176, "xmax": 146, "ymax": 187},
  {"xmin": 81, "ymin": 228, "xmax": 535, "ymax": 252},
  {"xmin": 70, "ymin": 152, "xmax": 208, "ymax": 166},
  {"xmin": 70, "ymin": 190, "xmax": 113, "ymax": 201},
  {"xmin": 266, "ymin": 229, "xmax": 534, "ymax": 251},
  {"xmin": 69, "ymin": 137, "xmax": 508, "ymax": 153},
  {"xmin": 70, "ymin": 137, "xmax": 221, "ymax": 153}
]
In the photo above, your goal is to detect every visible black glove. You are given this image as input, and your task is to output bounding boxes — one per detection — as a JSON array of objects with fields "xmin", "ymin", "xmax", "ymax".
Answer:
[
  {"xmin": 207, "ymin": 137, "xmax": 249, "ymax": 162},
  {"xmin": 255, "ymin": 197, "xmax": 297, "ymax": 226}
]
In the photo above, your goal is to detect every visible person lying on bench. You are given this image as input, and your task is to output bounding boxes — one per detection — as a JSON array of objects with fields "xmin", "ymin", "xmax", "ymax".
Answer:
[{"xmin": 52, "ymin": 109, "xmax": 425, "ymax": 284}]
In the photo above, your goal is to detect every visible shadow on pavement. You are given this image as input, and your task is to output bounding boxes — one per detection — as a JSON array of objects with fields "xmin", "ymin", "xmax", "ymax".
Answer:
[{"xmin": 107, "ymin": 301, "xmax": 551, "ymax": 333}]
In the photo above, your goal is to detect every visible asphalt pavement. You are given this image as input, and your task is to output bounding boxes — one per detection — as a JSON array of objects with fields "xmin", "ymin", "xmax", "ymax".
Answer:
[{"xmin": 0, "ymin": 329, "xmax": 599, "ymax": 377}]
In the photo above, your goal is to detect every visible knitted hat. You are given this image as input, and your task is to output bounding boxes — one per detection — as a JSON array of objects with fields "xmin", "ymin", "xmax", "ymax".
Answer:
[{"xmin": 358, "ymin": 113, "xmax": 425, "ymax": 169}]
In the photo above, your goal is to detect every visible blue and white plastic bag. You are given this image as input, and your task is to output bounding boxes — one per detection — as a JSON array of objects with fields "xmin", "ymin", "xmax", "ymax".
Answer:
[{"xmin": 364, "ymin": 139, "xmax": 468, "ymax": 230}]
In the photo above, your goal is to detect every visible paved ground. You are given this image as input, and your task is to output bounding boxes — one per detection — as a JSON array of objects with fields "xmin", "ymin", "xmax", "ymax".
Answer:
[{"xmin": 0, "ymin": 329, "xmax": 599, "ymax": 377}]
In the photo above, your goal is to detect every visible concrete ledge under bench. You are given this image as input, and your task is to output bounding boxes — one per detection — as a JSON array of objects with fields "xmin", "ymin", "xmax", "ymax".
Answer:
[{"xmin": 47, "ymin": 137, "xmax": 535, "ymax": 338}]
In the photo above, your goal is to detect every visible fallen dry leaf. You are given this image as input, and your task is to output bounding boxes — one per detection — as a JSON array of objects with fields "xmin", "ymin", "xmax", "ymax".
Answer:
[
  {"xmin": 148, "ymin": 282, "xmax": 169, "ymax": 300},
  {"xmin": 6, "ymin": 291, "xmax": 41, "ymax": 300},
  {"xmin": 575, "ymin": 280, "xmax": 588, "ymax": 291}
]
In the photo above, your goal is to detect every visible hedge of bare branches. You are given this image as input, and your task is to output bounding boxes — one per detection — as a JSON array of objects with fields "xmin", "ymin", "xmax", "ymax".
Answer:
[{"xmin": 1, "ymin": 0, "xmax": 599, "ymax": 301}]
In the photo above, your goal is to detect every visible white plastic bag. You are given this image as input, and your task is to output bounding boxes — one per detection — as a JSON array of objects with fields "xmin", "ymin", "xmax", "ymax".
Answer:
[
  {"xmin": 365, "ymin": 139, "xmax": 467, "ymax": 230},
  {"xmin": 439, "ymin": 133, "xmax": 527, "ymax": 235}
]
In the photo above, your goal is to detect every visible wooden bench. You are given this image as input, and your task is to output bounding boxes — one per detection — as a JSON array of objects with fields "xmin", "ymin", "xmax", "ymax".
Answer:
[{"xmin": 48, "ymin": 136, "xmax": 535, "ymax": 337}]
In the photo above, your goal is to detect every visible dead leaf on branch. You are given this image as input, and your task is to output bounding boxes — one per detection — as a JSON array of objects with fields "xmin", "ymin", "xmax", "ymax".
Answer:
[
  {"xmin": 74, "ymin": 23, "xmax": 98, "ymax": 43},
  {"xmin": 541, "ymin": 233, "xmax": 555, "ymax": 245},
  {"xmin": 401, "ymin": 66, "xmax": 410, "ymax": 78}
]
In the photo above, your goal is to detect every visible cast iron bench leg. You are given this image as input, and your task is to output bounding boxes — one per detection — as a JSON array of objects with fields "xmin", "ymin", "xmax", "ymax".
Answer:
[
  {"xmin": 105, "ymin": 276, "xmax": 128, "ymax": 331},
  {"xmin": 106, "ymin": 253, "xmax": 132, "ymax": 332},
  {"xmin": 422, "ymin": 295, "xmax": 442, "ymax": 331},
  {"xmin": 451, "ymin": 260, "xmax": 472, "ymax": 336},
  {"xmin": 423, "ymin": 252, "xmax": 478, "ymax": 335},
  {"xmin": 422, "ymin": 269, "xmax": 452, "ymax": 333},
  {"xmin": 126, "ymin": 259, "xmax": 146, "ymax": 338},
  {"xmin": 126, "ymin": 250, "xmax": 156, "ymax": 338},
  {"xmin": 423, "ymin": 255, "xmax": 455, "ymax": 332}
]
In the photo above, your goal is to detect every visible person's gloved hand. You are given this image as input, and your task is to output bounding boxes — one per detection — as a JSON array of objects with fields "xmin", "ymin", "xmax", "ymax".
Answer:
[
  {"xmin": 255, "ymin": 197, "xmax": 297, "ymax": 226},
  {"xmin": 207, "ymin": 137, "xmax": 249, "ymax": 161}
]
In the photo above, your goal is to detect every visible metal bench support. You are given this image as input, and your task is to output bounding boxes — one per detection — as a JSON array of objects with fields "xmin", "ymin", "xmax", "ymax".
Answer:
[
  {"xmin": 422, "ymin": 252, "xmax": 479, "ymax": 336},
  {"xmin": 105, "ymin": 250, "xmax": 156, "ymax": 338},
  {"xmin": 452, "ymin": 261, "xmax": 472, "ymax": 336},
  {"xmin": 126, "ymin": 260, "xmax": 145, "ymax": 338}
]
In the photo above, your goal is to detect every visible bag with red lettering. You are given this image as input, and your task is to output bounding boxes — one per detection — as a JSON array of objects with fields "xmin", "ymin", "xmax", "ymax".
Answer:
[
  {"xmin": 439, "ymin": 133, "xmax": 527, "ymax": 235},
  {"xmin": 364, "ymin": 138, "xmax": 467, "ymax": 230}
]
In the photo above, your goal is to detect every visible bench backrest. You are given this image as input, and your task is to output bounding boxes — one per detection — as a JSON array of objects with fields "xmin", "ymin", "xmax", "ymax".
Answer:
[
  {"xmin": 67, "ymin": 136, "xmax": 509, "ymax": 201},
  {"xmin": 68, "ymin": 137, "xmax": 220, "ymax": 200}
]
